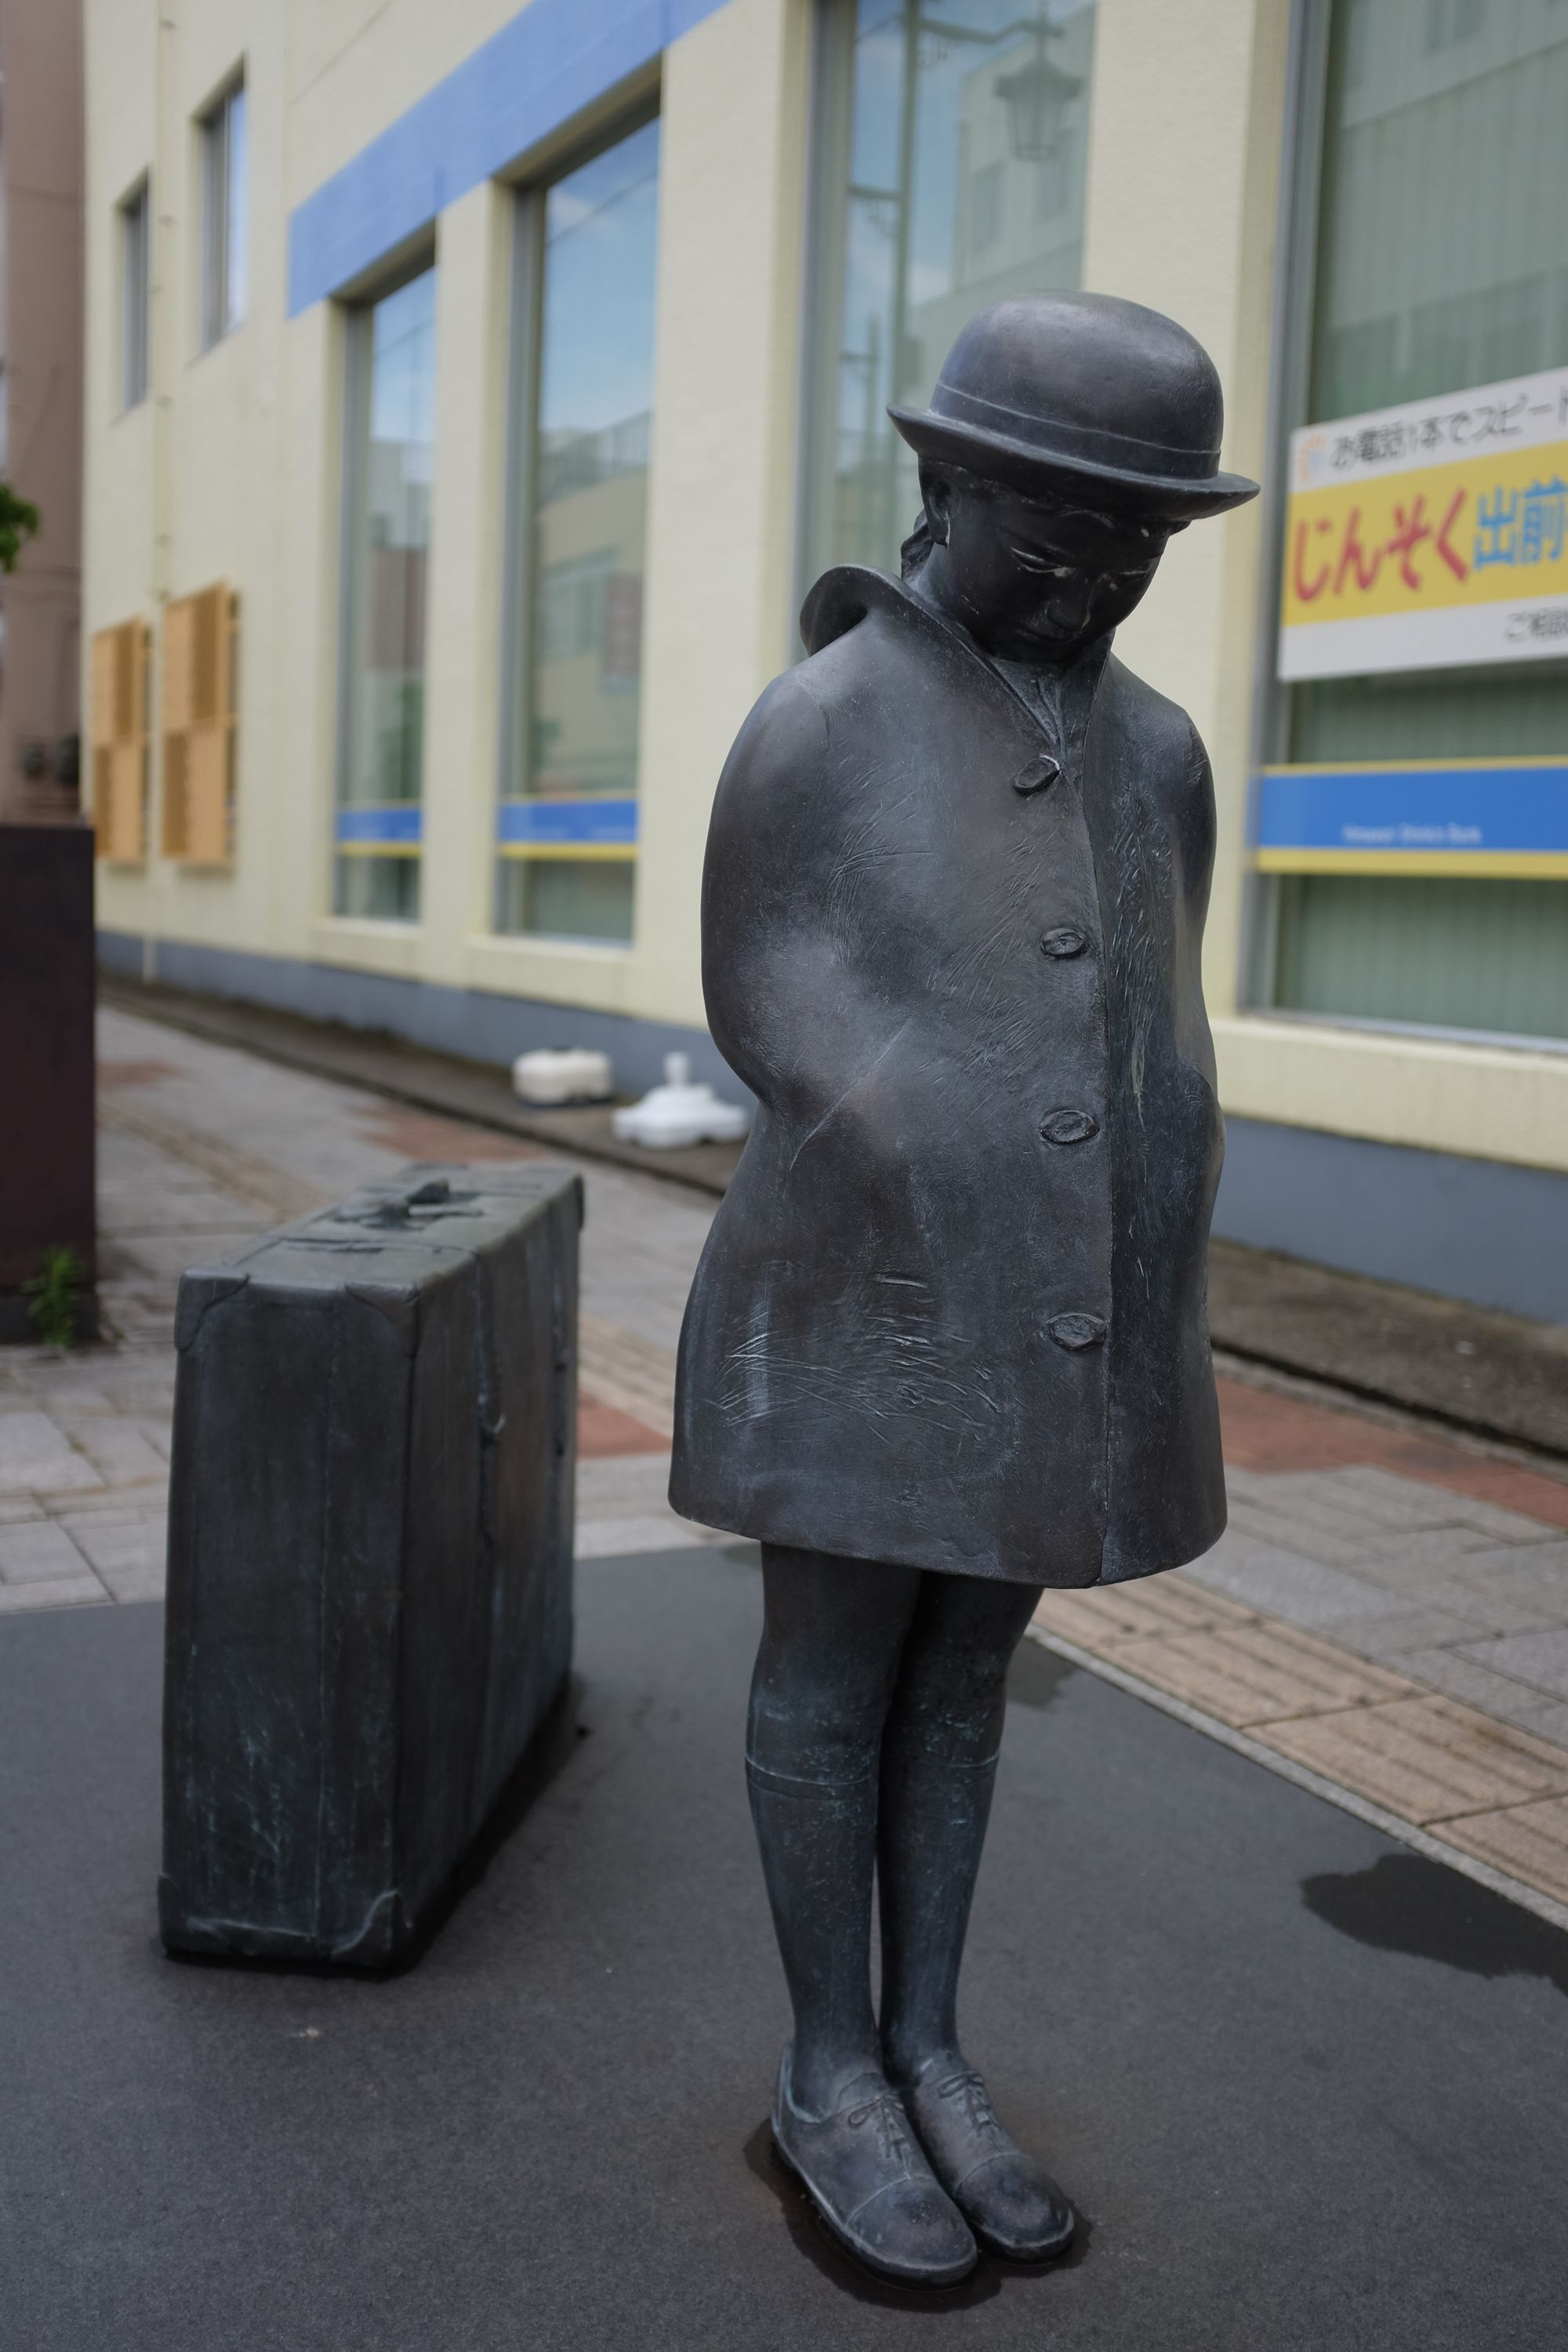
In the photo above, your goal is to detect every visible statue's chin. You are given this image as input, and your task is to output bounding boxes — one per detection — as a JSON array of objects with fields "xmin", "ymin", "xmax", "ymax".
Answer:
[{"xmin": 1002, "ymin": 624, "xmax": 1084, "ymax": 663}]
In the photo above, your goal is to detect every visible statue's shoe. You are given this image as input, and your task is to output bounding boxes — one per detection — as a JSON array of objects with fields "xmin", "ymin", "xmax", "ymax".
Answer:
[
  {"xmin": 771, "ymin": 2053, "xmax": 978, "ymax": 2288},
  {"xmin": 901, "ymin": 2062, "xmax": 1075, "ymax": 2262}
]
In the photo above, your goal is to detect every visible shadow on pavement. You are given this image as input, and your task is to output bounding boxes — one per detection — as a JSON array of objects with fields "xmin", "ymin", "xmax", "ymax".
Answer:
[{"xmin": 1301, "ymin": 1850, "xmax": 1568, "ymax": 1997}]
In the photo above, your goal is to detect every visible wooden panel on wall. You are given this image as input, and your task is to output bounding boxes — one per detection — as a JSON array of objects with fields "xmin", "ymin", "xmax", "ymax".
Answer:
[
  {"xmin": 162, "ymin": 584, "xmax": 238, "ymax": 864},
  {"xmin": 89, "ymin": 619, "xmax": 150, "ymax": 862}
]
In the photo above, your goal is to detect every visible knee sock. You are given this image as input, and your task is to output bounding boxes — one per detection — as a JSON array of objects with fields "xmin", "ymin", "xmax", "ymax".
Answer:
[
  {"xmin": 875, "ymin": 1575, "xmax": 1040, "ymax": 2081},
  {"xmin": 875, "ymin": 1694, "xmax": 1004, "ymax": 2082},
  {"xmin": 746, "ymin": 1750, "xmax": 883, "ymax": 2114}
]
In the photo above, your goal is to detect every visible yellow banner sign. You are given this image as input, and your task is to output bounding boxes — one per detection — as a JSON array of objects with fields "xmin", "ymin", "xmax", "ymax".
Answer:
[{"xmin": 1278, "ymin": 368, "xmax": 1568, "ymax": 681}]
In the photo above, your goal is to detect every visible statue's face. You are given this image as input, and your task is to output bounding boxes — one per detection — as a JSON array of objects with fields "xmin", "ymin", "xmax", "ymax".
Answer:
[{"xmin": 920, "ymin": 467, "xmax": 1174, "ymax": 662}]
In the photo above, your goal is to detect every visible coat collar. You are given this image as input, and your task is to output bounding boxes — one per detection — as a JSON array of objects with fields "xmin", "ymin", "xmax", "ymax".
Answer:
[{"xmin": 800, "ymin": 564, "xmax": 1114, "ymax": 748}]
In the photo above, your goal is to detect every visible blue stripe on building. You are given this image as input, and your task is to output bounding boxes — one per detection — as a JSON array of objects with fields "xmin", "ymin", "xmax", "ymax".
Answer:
[
  {"xmin": 497, "ymin": 797, "xmax": 638, "ymax": 848},
  {"xmin": 288, "ymin": 0, "xmax": 729, "ymax": 314},
  {"xmin": 336, "ymin": 805, "xmax": 424, "ymax": 847},
  {"xmin": 1258, "ymin": 762, "xmax": 1568, "ymax": 855}
]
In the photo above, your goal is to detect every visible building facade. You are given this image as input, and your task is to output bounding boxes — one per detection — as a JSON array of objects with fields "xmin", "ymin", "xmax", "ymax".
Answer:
[
  {"xmin": 1, "ymin": 0, "xmax": 85, "ymax": 823},
  {"xmin": 84, "ymin": 0, "xmax": 1568, "ymax": 1319}
]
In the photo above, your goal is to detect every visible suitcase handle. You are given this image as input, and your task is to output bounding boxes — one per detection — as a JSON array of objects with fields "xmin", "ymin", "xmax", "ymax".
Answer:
[{"xmin": 336, "ymin": 1174, "xmax": 468, "ymax": 1230}]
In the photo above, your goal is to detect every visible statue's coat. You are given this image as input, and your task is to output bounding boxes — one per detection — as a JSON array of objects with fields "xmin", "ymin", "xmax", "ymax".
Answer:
[{"xmin": 670, "ymin": 565, "xmax": 1227, "ymax": 1588}]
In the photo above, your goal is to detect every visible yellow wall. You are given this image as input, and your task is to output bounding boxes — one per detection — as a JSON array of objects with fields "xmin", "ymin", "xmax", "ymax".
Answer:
[{"xmin": 83, "ymin": 0, "xmax": 1568, "ymax": 1176}]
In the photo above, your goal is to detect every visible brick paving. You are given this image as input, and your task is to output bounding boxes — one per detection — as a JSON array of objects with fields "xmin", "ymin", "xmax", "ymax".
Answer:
[{"xmin": 5, "ymin": 1000, "xmax": 1568, "ymax": 1918}]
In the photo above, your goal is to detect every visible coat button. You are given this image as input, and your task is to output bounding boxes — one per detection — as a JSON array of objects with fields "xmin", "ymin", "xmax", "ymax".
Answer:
[
  {"xmin": 1011, "ymin": 752, "xmax": 1060, "ymax": 795},
  {"xmin": 1047, "ymin": 1312, "xmax": 1107, "ymax": 1351},
  {"xmin": 1040, "ymin": 926, "xmax": 1087, "ymax": 958},
  {"xmin": 1039, "ymin": 1109, "xmax": 1099, "ymax": 1145}
]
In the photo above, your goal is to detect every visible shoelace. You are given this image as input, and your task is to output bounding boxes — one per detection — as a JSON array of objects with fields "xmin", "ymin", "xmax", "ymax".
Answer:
[
  {"xmin": 844, "ymin": 2090, "xmax": 911, "ymax": 2165},
  {"xmin": 936, "ymin": 2069, "xmax": 1002, "ymax": 2142}
]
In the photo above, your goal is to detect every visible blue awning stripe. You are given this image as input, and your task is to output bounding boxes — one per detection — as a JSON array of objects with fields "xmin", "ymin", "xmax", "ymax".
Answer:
[
  {"xmin": 1258, "ymin": 762, "xmax": 1568, "ymax": 854},
  {"xmin": 336, "ymin": 805, "xmax": 424, "ymax": 847},
  {"xmin": 498, "ymin": 797, "xmax": 638, "ymax": 848},
  {"xmin": 288, "ymin": 0, "xmax": 728, "ymax": 314}
]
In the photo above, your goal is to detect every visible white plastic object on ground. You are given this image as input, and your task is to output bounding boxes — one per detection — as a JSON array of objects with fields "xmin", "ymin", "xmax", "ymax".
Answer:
[
  {"xmin": 510, "ymin": 1047, "xmax": 615, "ymax": 1105},
  {"xmin": 610, "ymin": 1053, "xmax": 750, "ymax": 1149}
]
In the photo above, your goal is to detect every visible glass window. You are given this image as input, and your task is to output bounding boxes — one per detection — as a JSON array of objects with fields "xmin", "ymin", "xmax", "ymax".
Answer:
[
  {"xmin": 496, "ymin": 116, "xmax": 660, "ymax": 946},
  {"xmin": 336, "ymin": 267, "xmax": 435, "ymax": 923},
  {"xmin": 121, "ymin": 181, "xmax": 150, "ymax": 410},
  {"xmin": 1264, "ymin": 0, "xmax": 1568, "ymax": 1042},
  {"xmin": 801, "ymin": 0, "xmax": 1097, "ymax": 588},
  {"xmin": 200, "ymin": 80, "xmax": 246, "ymax": 350}
]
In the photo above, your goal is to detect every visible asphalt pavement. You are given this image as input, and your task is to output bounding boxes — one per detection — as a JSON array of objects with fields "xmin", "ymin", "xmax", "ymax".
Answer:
[{"xmin": 2, "ymin": 1544, "xmax": 1566, "ymax": 2350}]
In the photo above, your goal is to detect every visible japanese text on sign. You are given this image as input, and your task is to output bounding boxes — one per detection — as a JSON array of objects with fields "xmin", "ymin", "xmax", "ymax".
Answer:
[{"xmin": 1279, "ymin": 366, "xmax": 1568, "ymax": 681}]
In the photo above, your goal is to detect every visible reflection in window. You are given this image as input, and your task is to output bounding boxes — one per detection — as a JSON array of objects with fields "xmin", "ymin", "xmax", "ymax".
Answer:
[
  {"xmin": 1425, "ymin": 0, "xmax": 1486, "ymax": 56},
  {"xmin": 336, "ymin": 267, "xmax": 435, "ymax": 923},
  {"xmin": 498, "ymin": 118, "xmax": 659, "ymax": 945},
  {"xmin": 803, "ymin": 0, "xmax": 1097, "ymax": 586},
  {"xmin": 512, "ymin": 860, "xmax": 636, "ymax": 942},
  {"xmin": 971, "ymin": 162, "xmax": 1004, "ymax": 250},
  {"xmin": 1308, "ymin": 2, "xmax": 1568, "ymax": 426}
]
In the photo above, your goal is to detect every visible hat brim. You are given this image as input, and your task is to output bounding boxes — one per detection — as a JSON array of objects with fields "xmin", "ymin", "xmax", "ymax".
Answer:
[{"xmin": 887, "ymin": 404, "xmax": 1259, "ymax": 522}]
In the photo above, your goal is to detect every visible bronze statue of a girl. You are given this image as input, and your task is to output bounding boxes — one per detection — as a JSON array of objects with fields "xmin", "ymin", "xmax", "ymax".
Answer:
[{"xmin": 673, "ymin": 292, "xmax": 1258, "ymax": 2287}]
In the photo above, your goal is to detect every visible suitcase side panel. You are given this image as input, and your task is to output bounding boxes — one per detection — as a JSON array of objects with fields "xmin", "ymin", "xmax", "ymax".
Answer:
[
  {"xmin": 315, "ymin": 1284, "xmax": 419, "ymax": 1954},
  {"xmin": 161, "ymin": 1167, "xmax": 582, "ymax": 1966},
  {"xmin": 160, "ymin": 1279, "xmax": 411, "ymax": 1958},
  {"xmin": 390, "ymin": 1251, "xmax": 490, "ymax": 1935},
  {"xmin": 472, "ymin": 1186, "xmax": 578, "ymax": 1831}
]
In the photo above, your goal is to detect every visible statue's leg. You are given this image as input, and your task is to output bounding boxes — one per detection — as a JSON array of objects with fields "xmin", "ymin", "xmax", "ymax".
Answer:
[
  {"xmin": 877, "ymin": 1571, "xmax": 1075, "ymax": 2261},
  {"xmin": 749, "ymin": 1542, "xmax": 920, "ymax": 2107},
  {"xmin": 750, "ymin": 1542, "xmax": 978, "ymax": 2287},
  {"xmin": 877, "ymin": 1570, "xmax": 1040, "ymax": 2076}
]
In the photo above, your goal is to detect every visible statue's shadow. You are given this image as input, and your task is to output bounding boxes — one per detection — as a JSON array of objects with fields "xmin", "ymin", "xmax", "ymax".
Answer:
[{"xmin": 741, "ymin": 2122, "xmax": 1091, "ymax": 2310}]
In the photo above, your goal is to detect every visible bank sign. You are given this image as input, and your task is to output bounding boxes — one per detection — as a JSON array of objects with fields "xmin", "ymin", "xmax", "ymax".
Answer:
[
  {"xmin": 1255, "ymin": 757, "xmax": 1568, "ymax": 877},
  {"xmin": 1278, "ymin": 365, "xmax": 1568, "ymax": 681}
]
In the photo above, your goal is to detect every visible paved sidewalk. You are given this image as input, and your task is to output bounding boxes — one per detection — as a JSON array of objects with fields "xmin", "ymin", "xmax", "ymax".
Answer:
[
  {"xmin": 103, "ymin": 969, "xmax": 1568, "ymax": 1454},
  {"xmin": 4, "ymin": 1000, "xmax": 1568, "ymax": 1918},
  {"xmin": 1, "ymin": 1006, "xmax": 725, "ymax": 1610}
]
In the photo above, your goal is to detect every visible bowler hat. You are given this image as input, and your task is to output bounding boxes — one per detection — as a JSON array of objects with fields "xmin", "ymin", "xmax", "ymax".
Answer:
[{"xmin": 889, "ymin": 292, "xmax": 1258, "ymax": 522}]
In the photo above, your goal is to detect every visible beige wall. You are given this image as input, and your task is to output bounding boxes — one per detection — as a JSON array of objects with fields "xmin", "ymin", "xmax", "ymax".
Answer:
[
  {"xmin": 89, "ymin": 0, "xmax": 301, "ymax": 962},
  {"xmin": 634, "ymin": 0, "xmax": 813, "ymax": 1029},
  {"xmin": 82, "ymin": 0, "xmax": 1568, "ymax": 1174}
]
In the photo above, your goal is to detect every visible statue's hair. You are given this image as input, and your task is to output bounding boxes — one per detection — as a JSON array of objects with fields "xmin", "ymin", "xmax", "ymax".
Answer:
[
  {"xmin": 899, "ymin": 509, "xmax": 935, "ymax": 579},
  {"xmin": 902, "ymin": 462, "xmax": 1065, "ymax": 580},
  {"xmin": 901, "ymin": 465, "xmax": 1178, "ymax": 579}
]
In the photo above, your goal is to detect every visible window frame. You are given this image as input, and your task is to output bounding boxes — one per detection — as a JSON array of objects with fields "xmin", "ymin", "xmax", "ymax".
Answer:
[
  {"xmin": 198, "ymin": 75, "xmax": 246, "ymax": 352},
  {"xmin": 118, "ymin": 177, "xmax": 151, "ymax": 412},
  {"xmin": 1239, "ymin": 0, "xmax": 1331, "ymax": 1009},
  {"xmin": 333, "ymin": 245, "xmax": 438, "ymax": 925},
  {"xmin": 1240, "ymin": 0, "xmax": 1568, "ymax": 1047},
  {"xmin": 494, "ymin": 98, "xmax": 660, "ymax": 944},
  {"xmin": 793, "ymin": 0, "xmax": 1100, "ymax": 633},
  {"xmin": 496, "ymin": 179, "xmax": 545, "ymax": 875}
]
